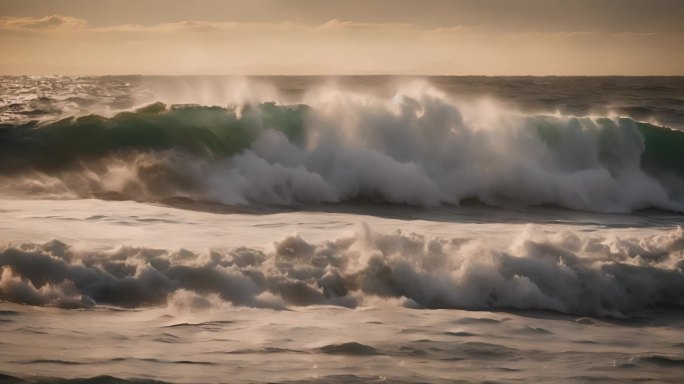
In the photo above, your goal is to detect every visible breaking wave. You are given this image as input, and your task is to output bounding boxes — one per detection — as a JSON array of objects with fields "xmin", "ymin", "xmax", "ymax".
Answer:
[
  {"xmin": 1, "ymin": 83, "xmax": 684, "ymax": 213},
  {"xmin": 1, "ymin": 224, "xmax": 683, "ymax": 317}
]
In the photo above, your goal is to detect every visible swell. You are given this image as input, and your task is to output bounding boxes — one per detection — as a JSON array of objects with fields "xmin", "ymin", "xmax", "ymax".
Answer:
[
  {"xmin": 1, "ymin": 225, "xmax": 683, "ymax": 317},
  {"xmin": 4, "ymin": 103, "xmax": 684, "ymax": 176},
  {"xmin": 1, "ymin": 87, "xmax": 683, "ymax": 213},
  {"xmin": 0, "ymin": 102, "xmax": 308, "ymax": 173}
]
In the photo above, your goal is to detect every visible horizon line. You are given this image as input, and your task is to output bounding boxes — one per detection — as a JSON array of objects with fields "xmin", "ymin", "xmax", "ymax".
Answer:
[{"xmin": 3, "ymin": 73, "xmax": 684, "ymax": 77}]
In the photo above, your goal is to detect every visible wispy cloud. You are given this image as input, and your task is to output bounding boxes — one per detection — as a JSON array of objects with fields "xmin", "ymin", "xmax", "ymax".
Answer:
[
  {"xmin": 0, "ymin": 15, "xmax": 87, "ymax": 31},
  {"xmin": 612, "ymin": 32, "xmax": 657, "ymax": 38}
]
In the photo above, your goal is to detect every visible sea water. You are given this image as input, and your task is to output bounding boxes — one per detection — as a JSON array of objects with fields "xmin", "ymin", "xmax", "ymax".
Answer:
[{"xmin": 0, "ymin": 75, "xmax": 683, "ymax": 383}]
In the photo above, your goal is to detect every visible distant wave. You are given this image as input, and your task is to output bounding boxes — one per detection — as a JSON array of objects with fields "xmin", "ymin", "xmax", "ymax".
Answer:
[
  {"xmin": 1, "ymin": 84, "xmax": 683, "ymax": 213},
  {"xmin": 1, "ymin": 224, "xmax": 683, "ymax": 317}
]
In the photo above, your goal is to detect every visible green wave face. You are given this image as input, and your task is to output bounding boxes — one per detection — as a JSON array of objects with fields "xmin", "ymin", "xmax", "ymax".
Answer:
[
  {"xmin": 638, "ymin": 121, "xmax": 684, "ymax": 176},
  {"xmin": 532, "ymin": 115, "xmax": 684, "ymax": 178},
  {"xmin": 0, "ymin": 102, "xmax": 309, "ymax": 173}
]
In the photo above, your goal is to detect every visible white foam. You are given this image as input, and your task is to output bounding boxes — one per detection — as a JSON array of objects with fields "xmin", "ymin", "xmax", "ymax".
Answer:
[{"xmin": 1, "ymin": 223, "xmax": 682, "ymax": 317}]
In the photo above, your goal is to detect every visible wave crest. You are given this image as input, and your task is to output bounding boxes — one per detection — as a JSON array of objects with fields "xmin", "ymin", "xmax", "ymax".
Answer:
[{"xmin": 1, "ymin": 84, "xmax": 684, "ymax": 212}]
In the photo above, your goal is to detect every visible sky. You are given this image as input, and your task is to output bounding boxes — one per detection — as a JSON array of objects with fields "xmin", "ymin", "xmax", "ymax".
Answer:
[{"xmin": 0, "ymin": 0, "xmax": 683, "ymax": 75}]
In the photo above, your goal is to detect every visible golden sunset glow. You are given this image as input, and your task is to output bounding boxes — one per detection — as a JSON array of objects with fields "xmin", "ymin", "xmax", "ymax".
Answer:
[
  {"xmin": 1, "ymin": 0, "xmax": 683, "ymax": 75},
  {"xmin": 2, "ymin": 2, "xmax": 684, "ymax": 384}
]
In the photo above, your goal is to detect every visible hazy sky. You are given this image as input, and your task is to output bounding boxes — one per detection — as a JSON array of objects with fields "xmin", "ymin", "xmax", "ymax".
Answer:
[{"xmin": 1, "ymin": 0, "xmax": 683, "ymax": 75}]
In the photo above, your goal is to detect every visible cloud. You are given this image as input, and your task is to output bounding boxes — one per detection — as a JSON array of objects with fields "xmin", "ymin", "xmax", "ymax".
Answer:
[
  {"xmin": 0, "ymin": 16, "xmax": 418, "ymax": 35},
  {"xmin": 0, "ymin": 15, "xmax": 87, "ymax": 31},
  {"xmin": 504, "ymin": 31, "xmax": 594, "ymax": 40},
  {"xmin": 0, "ymin": 14, "xmax": 661, "ymax": 41},
  {"xmin": 613, "ymin": 32, "xmax": 657, "ymax": 38}
]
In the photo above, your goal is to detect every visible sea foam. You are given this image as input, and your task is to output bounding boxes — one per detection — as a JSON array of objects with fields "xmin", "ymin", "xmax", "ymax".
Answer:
[{"xmin": 1, "ymin": 224, "xmax": 683, "ymax": 317}]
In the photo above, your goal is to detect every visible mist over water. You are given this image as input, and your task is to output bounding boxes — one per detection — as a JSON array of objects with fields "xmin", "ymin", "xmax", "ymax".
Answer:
[{"xmin": 1, "ymin": 75, "xmax": 684, "ymax": 383}]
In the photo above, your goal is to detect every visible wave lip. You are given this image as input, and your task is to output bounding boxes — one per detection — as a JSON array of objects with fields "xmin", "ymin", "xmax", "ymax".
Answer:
[{"xmin": 1, "ymin": 224, "xmax": 683, "ymax": 318}]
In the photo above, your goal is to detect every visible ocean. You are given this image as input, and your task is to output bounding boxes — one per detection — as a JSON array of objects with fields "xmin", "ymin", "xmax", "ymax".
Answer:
[{"xmin": 0, "ymin": 75, "xmax": 683, "ymax": 383}]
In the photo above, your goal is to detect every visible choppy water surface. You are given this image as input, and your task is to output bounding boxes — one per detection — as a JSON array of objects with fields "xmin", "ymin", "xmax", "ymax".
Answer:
[{"xmin": 1, "ymin": 76, "xmax": 683, "ymax": 383}]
